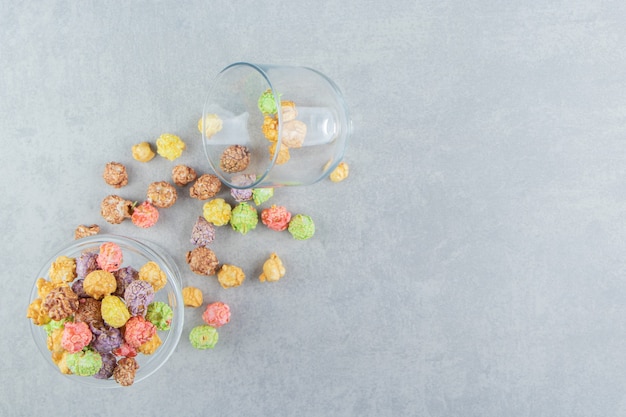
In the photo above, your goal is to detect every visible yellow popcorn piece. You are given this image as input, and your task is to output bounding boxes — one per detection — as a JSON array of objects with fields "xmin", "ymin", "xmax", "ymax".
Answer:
[
  {"xmin": 182, "ymin": 286, "xmax": 203, "ymax": 307},
  {"xmin": 27, "ymin": 298, "xmax": 51, "ymax": 326},
  {"xmin": 138, "ymin": 261, "xmax": 167, "ymax": 292},
  {"xmin": 156, "ymin": 133, "xmax": 186, "ymax": 161},
  {"xmin": 329, "ymin": 161, "xmax": 349, "ymax": 182},
  {"xmin": 132, "ymin": 142, "xmax": 156, "ymax": 162},
  {"xmin": 48, "ymin": 256, "xmax": 76, "ymax": 284},
  {"xmin": 259, "ymin": 253, "xmax": 286, "ymax": 283},
  {"xmin": 198, "ymin": 114, "xmax": 223, "ymax": 138},
  {"xmin": 217, "ymin": 264, "xmax": 245, "ymax": 289},
  {"xmin": 101, "ymin": 295, "xmax": 131, "ymax": 328},
  {"xmin": 202, "ymin": 198, "xmax": 232, "ymax": 226}
]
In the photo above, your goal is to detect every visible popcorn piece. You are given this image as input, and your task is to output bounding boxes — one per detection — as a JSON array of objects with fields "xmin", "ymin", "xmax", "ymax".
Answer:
[
  {"xmin": 145, "ymin": 301, "xmax": 173, "ymax": 331},
  {"xmin": 147, "ymin": 181, "xmax": 177, "ymax": 208},
  {"xmin": 329, "ymin": 161, "xmax": 349, "ymax": 182},
  {"xmin": 198, "ymin": 114, "xmax": 223, "ymax": 138},
  {"xmin": 258, "ymin": 89, "xmax": 280, "ymax": 114},
  {"xmin": 43, "ymin": 318, "xmax": 68, "ymax": 336},
  {"xmin": 113, "ymin": 342, "xmax": 137, "ymax": 358},
  {"xmin": 26, "ymin": 298, "xmax": 50, "ymax": 325},
  {"xmin": 103, "ymin": 162, "xmax": 128, "ymax": 188},
  {"xmin": 268, "ymin": 141, "xmax": 290, "ymax": 165},
  {"xmin": 97, "ymin": 242, "xmax": 123, "ymax": 272},
  {"xmin": 230, "ymin": 174, "xmax": 255, "ymax": 202},
  {"xmin": 220, "ymin": 145, "xmax": 250, "ymax": 173},
  {"xmin": 131, "ymin": 201, "xmax": 159, "ymax": 228},
  {"xmin": 124, "ymin": 316, "xmax": 156, "ymax": 348},
  {"xmin": 259, "ymin": 253, "xmax": 286, "ymax": 283},
  {"xmin": 281, "ymin": 120, "xmax": 307, "ymax": 148},
  {"xmin": 288, "ymin": 214, "xmax": 315, "ymax": 240},
  {"xmin": 113, "ymin": 266, "xmax": 138, "ymax": 297},
  {"xmin": 190, "ymin": 174, "xmax": 222, "ymax": 200},
  {"xmin": 261, "ymin": 115, "xmax": 278, "ymax": 142},
  {"xmin": 61, "ymin": 322, "xmax": 92, "ymax": 353},
  {"xmin": 76, "ymin": 251, "xmax": 99, "ymax": 279},
  {"xmin": 74, "ymin": 297, "xmax": 103, "ymax": 328},
  {"xmin": 182, "ymin": 286, "xmax": 203, "ymax": 307},
  {"xmin": 124, "ymin": 279, "xmax": 155, "ymax": 316},
  {"xmin": 83, "ymin": 269, "xmax": 116, "ymax": 300},
  {"xmin": 189, "ymin": 325, "xmax": 218, "ymax": 350},
  {"xmin": 47, "ymin": 328, "xmax": 64, "ymax": 359},
  {"xmin": 186, "ymin": 246, "xmax": 219, "ymax": 276},
  {"xmin": 42, "ymin": 286, "xmax": 79, "ymax": 321},
  {"xmin": 66, "ymin": 347, "xmax": 103, "ymax": 377},
  {"xmin": 138, "ymin": 332, "xmax": 162, "ymax": 355},
  {"xmin": 100, "ymin": 195, "xmax": 133, "ymax": 224},
  {"xmin": 156, "ymin": 133, "xmax": 186, "ymax": 161},
  {"xmin": 261, "ymin": 205, "xmax": 292, "ymax": 231},
  {"xmin": 230, "ymin": 203, "xmax": 258, "ymax": 235},
  {"xmin": 202, "ymin": 198, "xmax": 232, "ymax": 226},
  {"xmin": 36, "ymin": 277, "xmax": 62, "ymax": 299},
  {"xmin": 171, "ymin": 164, "xmax": 197, "ymax": 186},
  {"xmin": 90, "ymin": 323, "xmax": 123, "ymax": 354},
  {"xmin": 94, "ymin": 353, "xmax": 117, "ymax": 380},
  {"xmin": 101, "ymin": 295, "xmax": 131, "ymax": 328},
  {"xmin": 217, "ymin": 264, "xmax": 245, "ymax": 289},
  {"xmin": 202, "ymin": 302, "xmax": 230, "ymax": 328},
  {"xmin": 131, "ymin": 142, "xmax": 156, "ymax": 162},
  {"xmin": 190, "ymin": 216, "xmax": 216, "ymax": 247},
  {"xmin": 281, "ymin": 100, "xmax": 297, "ymax": 122},
  {"xmin": 113, "ymin": 357, "xmax": 139, "ymax": 386},
  {"xmin": 138, "ymin": 261, "xmax": 167, "ymax": 292},
  {"xmin": 252, "ymin": 188, "xmax": 274, "ymax": 206},
  {"xmin": 74, "ymin": 224, "xmax": 100, "ymax": 240},
  {"xmin": 49, "ymin": 256, "xmax": 76, "ymax": 284}
]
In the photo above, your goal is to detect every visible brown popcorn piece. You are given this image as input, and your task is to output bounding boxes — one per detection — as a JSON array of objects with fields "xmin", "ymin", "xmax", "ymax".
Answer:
[
  {"xmin": 74, "ymin": 297, "xmax": 104, "ymax": 327},
  {"xmin": 186, "ymin": 246, "xmax": 219, "ymax": 276},
  {"xmin": 113, "ymin": 357, "xmax": 139, "ymax": 386},
  {"xmin": 182, "ymin": 286, "xmax": 203, "ymax": 307},
  {"xmin": 219, "ymin": 145, "xmax": 250, "ymax": 173},
  {"xmin": 171, "ymin": 165, "xmax": 197, "ymax": 187},
  {"xmin": 42, "ymin": 286, "xmax": 79, "ymax": 321},
  {"xmin": 103, "ymin": 162, "xmax": 129, "ymax": 188},
  {"xmin": 100, "ymin": 195, "xmax": 133, "ymax": 224},
  {"xmin": 189, "ymin": 174, "xmax": 222, "ymax": 200},
  {"xmin": 146, "ymin": 181, "xmax": 177, "ymax": 208},
  {"xmin": 74, "ymin": 224, "xmax": 100, "ymax": 240}
]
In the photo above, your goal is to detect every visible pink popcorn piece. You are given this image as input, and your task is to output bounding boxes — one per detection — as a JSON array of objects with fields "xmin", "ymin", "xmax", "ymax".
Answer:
[
  {"xmin": 202, "ymin": 301, "xmax": 231, "ymax": 328},
  {"xmin": 124, "ymin": 316, "xmax": 156, "ymax": 348},
  {"xmin": 131, "ymin": 201, "xmax": 159, "ymax": 228},
  {"xmin": 261, "ymin": 205, "xmax": 292, "ymax": 232},
  {"xmin": 97, "ymin": 242, "xmax": 123, "ymax": 272},
  {"xmin": 113, "ymin": 342, "xmax": 138, "ymax": 358},
  {"xmin": 61, "ymin": 322, "xmax": 93, "ymax": 353}
]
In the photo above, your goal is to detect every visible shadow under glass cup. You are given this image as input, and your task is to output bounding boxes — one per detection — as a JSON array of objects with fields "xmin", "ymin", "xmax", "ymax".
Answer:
[{"xmin": 201, "ymin": 63, "xmax": 352, "ymax": 189}]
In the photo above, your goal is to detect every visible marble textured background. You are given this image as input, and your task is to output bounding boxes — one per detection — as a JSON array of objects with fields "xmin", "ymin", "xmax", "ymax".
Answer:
[{"xmin": 3, "ymin": 1, "xmax": 626, "ymax": 416}]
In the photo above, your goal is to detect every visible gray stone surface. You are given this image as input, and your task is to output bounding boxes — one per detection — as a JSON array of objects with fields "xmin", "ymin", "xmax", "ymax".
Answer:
[{"xmin": 4, "ymin": 1, "xmax": 626, "ymax": 416}]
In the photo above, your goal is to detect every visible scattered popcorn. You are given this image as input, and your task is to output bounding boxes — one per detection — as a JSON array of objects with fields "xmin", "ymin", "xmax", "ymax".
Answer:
[
  {"xmin": 288, "ymin": 214, "xmax": 315, "ymax": 240},
  {"xmin": 202, "ymin": 198, "xmax": 232, "ymax": 226},
  {"xmin": 220, "ymin": 144, "xmax": 250, "ymax": 173},
  {"xmin": 186, "ymin": 246, "xmax": 219, "ymax": 276},
  {"xmin": 202, "ymin": 302, "xmax": 230, "ymax": 328},
  {"xmin": 156, "ymin": 133, "xmax": 186, "ymax": 161},
  {"xmin": 259, "ymin": 253, "xmax": 286, "ymax": 283},
  {"xmin": 190, "ymin": 174, "xmax": 222, "ymax": 200},
  {"xmin": 100, "ymin": 195, "xmax": 133, "ymax": 224},
  {"xmin": 131, "ymin": 142, "xmax": 156, "ymax": 162},
  {"xmin": 131, "ymin": 201, "xmax": 159, "ymax": 228},
  {"xmin": 74, "ymin": 224, "xmax": 100, "ymax": 240},
  {"xmin": 171, "ymin": 164, "xmax": 197, "ymax": 186},
  {"xmin": 261, "ymin": 205, "xmax": 291, "ymax": 231},
  {"xmin": 182, "ymin": 286, "xmax": 203, "ymax": 307},
  {"xmin": 190, "ymin": 216, "xmax": 216, "ymax": 247},
  {"xmin": 230, "ymin": 202, "xmax": 258, "ymax": 235},
  {"xmin": 217, "ymin": 264, "xmax": 245, "ymax": 289},
  {"xmin": 252, "ymin": 188, "xmax": 274, "ymax": 206},
  {"xmin": 198, "ymin": 114, "xmax": 223, "ymax": 138},
  {"xmin": 146, "ymin": 181, "xmax": 177, "ymax": 208},
  {"xmin": 189, "ymin": 325, "xmax": 218, "ymax": 350},
  {"xmin": 329, "ymin": 161, "xmax": 349, "ymax": 182},
  {"xmin": 103, "ymin": 162, "xmax": 129, "ymax": 188}
]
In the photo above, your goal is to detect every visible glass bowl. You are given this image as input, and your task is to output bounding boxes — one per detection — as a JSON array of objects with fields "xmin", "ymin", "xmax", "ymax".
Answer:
[{"xmin": 28, "ymin": 234, "xmax": 184, "ymax": 387}]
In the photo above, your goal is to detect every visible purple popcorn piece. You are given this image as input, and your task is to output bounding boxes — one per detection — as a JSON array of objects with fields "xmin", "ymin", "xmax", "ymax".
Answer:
[
  {"xmin": 93, "ymin": 352, "xmax": 117, "ymax": 380},
  {"xmin": 76, "ymin": 251, "xmax": 99, "ymax": 278},
  {"xmin": 124, "ymin": 279, "xmax": 155, "ymax": 316},
  {"xmin": 113, "ymin": 266, "xmax": 138, "ymax": 297},
  {"xmin": 90, "ymin": 323, "xmax": 123, "ymax": 354},
  {"xmin": 190, "ymin": 216, "xmax": 216, "ymax": 247}
]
